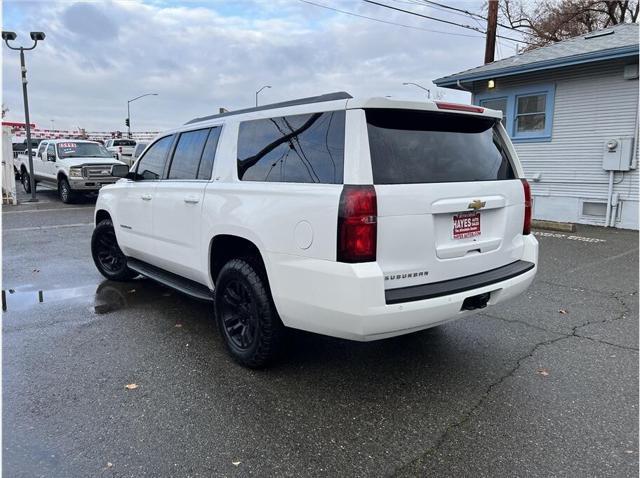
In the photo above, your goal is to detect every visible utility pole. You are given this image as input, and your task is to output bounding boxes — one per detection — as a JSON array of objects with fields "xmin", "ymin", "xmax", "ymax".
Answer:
[{"xmin": 484, "ymin": 0, "xmax": 498, "ymax": 64}]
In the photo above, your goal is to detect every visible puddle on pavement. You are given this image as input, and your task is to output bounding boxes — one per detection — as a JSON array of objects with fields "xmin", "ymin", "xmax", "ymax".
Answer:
[{"xmin": 2, "ymin": 280, "xmax": 174, "ymax": 314}]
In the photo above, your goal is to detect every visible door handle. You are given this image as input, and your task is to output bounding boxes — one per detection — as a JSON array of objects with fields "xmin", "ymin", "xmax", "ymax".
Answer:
[
  {"xmin": 141, "ymin": 194, "xmax": 152, "ymax": 201},
  {"xmin": 184, "ymin": 196, "xmax": 200, "ymax": 204}
]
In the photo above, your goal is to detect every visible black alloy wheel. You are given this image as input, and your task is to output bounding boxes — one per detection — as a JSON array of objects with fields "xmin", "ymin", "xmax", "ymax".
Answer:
[
  {"xmin": 91, "ymin": 219, "xmax": 137, "ymax": 281},
  {"xmin": 219, "ymin": 279, "xmax": 258, "ymax": 350},
  {"xmin": 214, "ymin": 258, "xmax": 284, "ymax": 368}
]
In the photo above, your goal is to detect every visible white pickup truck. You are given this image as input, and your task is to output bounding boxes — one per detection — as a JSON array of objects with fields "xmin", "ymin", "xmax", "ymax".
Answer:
[
  {"xmin": 16, "ymin": 139, "xmax": 125, "ymax": 203},
  {"xmin": 105, "ymin": 138, "xmax": 136, "ymax": 164}
]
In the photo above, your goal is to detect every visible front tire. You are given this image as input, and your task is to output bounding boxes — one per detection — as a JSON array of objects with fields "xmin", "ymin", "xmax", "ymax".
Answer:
[
  {"xmin": 91, "ymin": 219, "xmax": 137, "ymax": 281},
  {"xmin": 214, "ymin": 258, "xmax": 284, "ymax": 368},
  {"xmin": 58, "ymin": 177, "xmax": 76, "ymax": 204}
]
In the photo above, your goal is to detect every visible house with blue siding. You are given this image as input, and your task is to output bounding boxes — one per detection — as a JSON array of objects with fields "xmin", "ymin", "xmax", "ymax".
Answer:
[{"xmin": 434, "ymin": 23, "xmax": 639, "ymax": 230}]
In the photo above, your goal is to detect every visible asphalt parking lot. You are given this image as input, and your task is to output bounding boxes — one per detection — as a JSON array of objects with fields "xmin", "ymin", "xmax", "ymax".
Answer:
[{"xmin": 3, "ymin": 190, "xmax": 638, "ymax": 477}]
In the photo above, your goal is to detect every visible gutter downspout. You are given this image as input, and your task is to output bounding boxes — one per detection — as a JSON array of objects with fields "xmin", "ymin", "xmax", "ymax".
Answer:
[
  {"xmin": 609, "ymin": 93, "xmax": 639, "ymax": 227},
  {"xmin": 605, "ymin": 170, "xmax": 614, "ymax": 227},
  {"xmin": 631, "ymin": 96, "xmax": 639, "ymax": 170}
]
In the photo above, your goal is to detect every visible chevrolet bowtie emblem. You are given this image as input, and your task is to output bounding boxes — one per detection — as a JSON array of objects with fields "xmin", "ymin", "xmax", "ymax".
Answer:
[{"xmin": 468, "ymin": 199, "xmax": 486, "ymax": 210}]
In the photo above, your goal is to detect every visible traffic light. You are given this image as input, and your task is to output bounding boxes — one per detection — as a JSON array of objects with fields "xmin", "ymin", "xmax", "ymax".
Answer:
[{"xmin": 125, "ymin": 118, "xmax": 130, "ymax": 127}]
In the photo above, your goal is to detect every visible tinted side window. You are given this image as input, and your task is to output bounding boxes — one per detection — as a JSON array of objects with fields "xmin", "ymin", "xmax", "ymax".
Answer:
[
  {"xmin": 37, "ymin": 143, "xmax": 47, "ymax": 157},
  {"xmin": 197, "ymin": 127, "xmax": 221, "ymax": 180},
  {"xmin": 47, "ymin": 144, "xmax": 55, "ymax": 157},
  {"xmin": 168, "ymin": 129, "xmax": 210, "ymax": 180},
  {"xmin": 237, "ymin": 111, "xmax": 345, "ymax": 184},
  {"xmin": 136, "ymin": 136, "xmax": 173, "ymax": 180}
]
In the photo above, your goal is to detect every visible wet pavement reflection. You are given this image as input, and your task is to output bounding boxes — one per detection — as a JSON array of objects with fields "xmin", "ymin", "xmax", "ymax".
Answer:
[{"xmin": 2, "ymin": 279, "xmax": 179, "ymax": 315}]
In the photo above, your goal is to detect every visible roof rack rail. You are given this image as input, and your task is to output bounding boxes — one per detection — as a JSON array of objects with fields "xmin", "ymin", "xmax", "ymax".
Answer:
[{"xmin": 185, "ymin": 91, "xmax": 353, "ymax": 125}]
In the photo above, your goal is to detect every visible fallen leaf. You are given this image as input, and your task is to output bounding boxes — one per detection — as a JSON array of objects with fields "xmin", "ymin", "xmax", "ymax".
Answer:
[
  {"xmin": 232, "ymin": 461, "xmax": 241, "ymax": 466},
  {"xmin": 175, "ymin": 323, "xmax": 183, "ymax": 328},
  {"xmin": 128, "ymin": 289, "xmax": 136, "ymax": 294},
  {"xmin": 125, "ymin": 383, "xmax": 139, "ymax": 390},
  {"xmin": 558, "ymin": 309, "xmax": 568, "ymax": 314},
  {"xmin": 536, "ymin": 368, "xmax": 550, "ymax": 376},
  {"xmin": 106, "ymin": 462, "xmax": 113, "ymax": 468}
]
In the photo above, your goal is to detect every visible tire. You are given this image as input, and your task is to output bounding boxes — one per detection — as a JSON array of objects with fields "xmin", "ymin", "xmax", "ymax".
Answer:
[
  {"xmin": 214, "ymin": 258, "xmax": 284, "ymax": 368},
  {"xmin": 21, "ymin": 169, "xmax": 31, "ymax": 193},
  {"xmin": 91, "ymin": 219, "xmax": 137, "ymax": 281},
  {"xmin": 58, "ymin": 177, "xmax": 76, "ymax": 204}
]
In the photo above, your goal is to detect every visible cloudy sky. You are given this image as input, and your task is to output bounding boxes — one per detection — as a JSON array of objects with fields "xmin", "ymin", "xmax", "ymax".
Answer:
[{"xmin": 2, "ymin": 0, "xmax": 524, "ymax": 133}]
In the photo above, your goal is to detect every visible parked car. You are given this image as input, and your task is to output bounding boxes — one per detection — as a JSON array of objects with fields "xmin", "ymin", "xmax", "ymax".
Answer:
[
  {"xmin": 105, "ymin": 138, "xmax": 136, "ymax": 162},
  {"xmin": 16, "ymin": 139, "xmax": 126, "ymax": 203},
  {"xmin": 91, "ymin": 92, "xmax": 538, "ymax": 367},
  {"xmin": 128, "ymin": 142, "xmax": 148, "ymax": 166}
]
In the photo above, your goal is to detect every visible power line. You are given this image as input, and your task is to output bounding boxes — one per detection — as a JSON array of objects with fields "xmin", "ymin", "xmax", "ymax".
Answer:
[
  {"xmin": 363, "ymin": 0, "xmax": 535, "ymax": 45},
  {"xmin": 420, "ymin": 0, "xmax": 522, "ymax": 32},
  {"xmin": 297, "ymin": 0, "xmax": 484, "ymax": 38}
]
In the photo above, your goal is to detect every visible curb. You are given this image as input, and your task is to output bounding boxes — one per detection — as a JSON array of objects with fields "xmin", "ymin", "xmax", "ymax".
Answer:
[{"xmin": 532, "ymin": 219, "xmax": 577, "ymax": 233}]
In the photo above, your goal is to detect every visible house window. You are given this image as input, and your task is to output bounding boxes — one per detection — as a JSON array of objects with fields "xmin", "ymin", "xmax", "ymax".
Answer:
[
  {"xmin": 474, "ymin": 84, "xmax": 555, "ymax": 142},
  {"xmin": 516, "ymin": 94, "xmax": 546, "ymax": 133},
  {"xmin": 479, "ymin": 97, "xmax": 507, "ymax": 123}
]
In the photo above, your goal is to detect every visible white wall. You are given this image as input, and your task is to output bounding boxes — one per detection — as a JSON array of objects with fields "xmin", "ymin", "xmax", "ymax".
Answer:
[{"xmin": 474, "ymin": 59, "xmax": 639, "ymax": 229}]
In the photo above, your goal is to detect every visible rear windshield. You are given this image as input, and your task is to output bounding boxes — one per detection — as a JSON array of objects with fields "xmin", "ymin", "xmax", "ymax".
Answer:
[
  {"xmin": 113, "ymin": 139, "xmax": 136, "ymax": 146},
  {"xmin": 366, "ymin": 109, "xmax": 516, "ymax": 184}
]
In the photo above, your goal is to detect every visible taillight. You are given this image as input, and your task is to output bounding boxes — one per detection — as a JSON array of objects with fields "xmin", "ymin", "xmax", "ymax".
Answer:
[
  {"xmin": 337, "ymin": 185, "xmax": 377, "ymax": 263},
  {"xmin": 522, "ymin": 179, "xmax": 532, "ymax": 235},
  {"xmin": 435, "ymin": 101, "xmax": 484, "ymax": 113}
]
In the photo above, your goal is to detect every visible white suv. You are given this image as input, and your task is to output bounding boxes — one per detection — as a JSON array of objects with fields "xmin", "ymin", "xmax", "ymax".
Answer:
[{"xmin": 91, "ymin": 92, "xmax": 538, "ymax": 367}]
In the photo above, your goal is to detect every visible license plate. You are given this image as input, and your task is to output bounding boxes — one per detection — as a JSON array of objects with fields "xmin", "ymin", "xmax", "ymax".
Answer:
[{"xmin": 453, "ymin": 211, "xmax": 481, "ymax": 239}]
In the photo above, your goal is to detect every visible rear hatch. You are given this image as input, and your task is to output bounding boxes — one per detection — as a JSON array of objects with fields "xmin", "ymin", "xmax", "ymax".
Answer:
[{"xmin": 365, "ymin": 108, "xmax": 526, "ymax": 290}]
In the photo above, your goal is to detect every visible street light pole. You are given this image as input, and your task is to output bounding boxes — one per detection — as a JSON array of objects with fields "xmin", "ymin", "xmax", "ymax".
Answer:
[
  {"xmin": 3, "ymin": 31, "xmax": 45, "ymax": 202},
  {"xmin": 255, "ymin": 85, "xmax": 271, "ymax": 107},
  {"xmin": 127, "ymin": 93, "xmax": 158, "ymax": 138},
  {"xmin": 402, "ymin": 82, "xmax": 431, "ymax": 100}
]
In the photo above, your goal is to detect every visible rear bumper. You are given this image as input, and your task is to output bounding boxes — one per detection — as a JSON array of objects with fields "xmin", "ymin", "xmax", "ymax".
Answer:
[{"xmin": 268, "ymin": 235, "xmax": 538, "ymax": 341}]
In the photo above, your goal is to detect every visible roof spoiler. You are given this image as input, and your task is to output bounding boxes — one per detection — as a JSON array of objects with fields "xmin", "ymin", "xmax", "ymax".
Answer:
[{"xmin": 185, "ymin": 91, "xmax": 353, "ymax": 125}]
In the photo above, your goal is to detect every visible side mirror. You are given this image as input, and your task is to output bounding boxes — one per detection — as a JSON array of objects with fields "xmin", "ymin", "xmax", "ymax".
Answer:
[{"xmin": 111, "ymin": 164, "xmax": 130, "ymax": 178}]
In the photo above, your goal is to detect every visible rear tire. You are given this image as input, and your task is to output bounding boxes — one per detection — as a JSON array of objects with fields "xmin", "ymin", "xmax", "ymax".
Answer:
[
  {"xmin": 214, "ymin": 258, "xmax": 284, "ymax": 368},
  {"xmin": 21, "ymin": 170, "xmax": 31, "ymax": 193},
  {"xmin": 91, "ymin": 219, "xmax": 137, "ymax": 281},
  {"xmin": 58, "ymin": 177, "xmax": 76, "ymax": 204}
]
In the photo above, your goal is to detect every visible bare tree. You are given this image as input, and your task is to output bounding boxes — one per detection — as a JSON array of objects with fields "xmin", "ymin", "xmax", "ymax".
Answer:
[
  {"xmin": 1, "ymin": 104, "xmax": 8, "ymax": 119},
  {"xmin": 500, "ymin": 0, "xmax": 639, "ymax": 50}
]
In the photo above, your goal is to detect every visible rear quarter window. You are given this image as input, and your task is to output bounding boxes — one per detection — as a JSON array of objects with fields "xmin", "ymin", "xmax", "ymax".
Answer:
[
  {"xmin": 366, "ymin": 109, "xmax": 515, "ymax": 184},
  {"xmin": 237, "ymin": 110, "xmax": 345, "ymax": 184}
]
